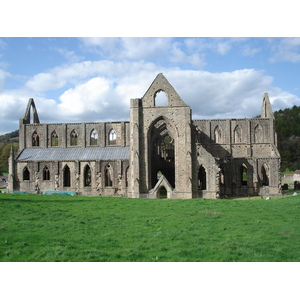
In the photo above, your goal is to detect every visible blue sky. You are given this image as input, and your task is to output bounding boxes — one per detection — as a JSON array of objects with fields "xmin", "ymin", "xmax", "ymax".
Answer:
[{"xmin": 1, "ymin": 37, "xmax": 300, "ymax": 135}]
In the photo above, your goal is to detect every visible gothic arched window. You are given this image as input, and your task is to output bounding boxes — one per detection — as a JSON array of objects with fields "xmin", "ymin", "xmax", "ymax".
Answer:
[
  {"xmin": 108, "ymin": 129, "xmax": 116, "ymax": 146},
  {"xmin": 234, "ymin": 125, "xmax": 242, "ymax": 143},
  {"xmin": 254, "ymin": 124, "xmax": 263, "ymax": 143},
  {"xmin": 23, "ymin": 166, "xmax": 30, "ymax": 181},
  {"xmin": 43, "ymin": 166, "xmax": 50, "ymax": 181},
  {"xmin": 51, "ymin": 130, "xmax": 59, "ymax": 147},
  {"xmin": 32, "ymin": 131, "xmax": 40, "ymax": 147},
  {"xmin": 63, "ymin": 165, "xmax": 71, "ymax": 187},
  {"xmin": 84, "ymin": 165, "xmax": 91, "ymax": 187},
  {"xmin": 70, "ymin": 130, "xmax": 78, "ymax": 146},
  {"xmin": 90, "ymin": 129, "xmax": 98, "ymax": 146},
  {"xmin": 214, "ymin": 126, "xmax": 222, "ymax": 143}
]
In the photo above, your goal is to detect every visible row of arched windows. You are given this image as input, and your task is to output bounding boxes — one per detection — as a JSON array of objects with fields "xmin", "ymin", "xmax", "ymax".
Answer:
[
  {"xmin": 31, "ymin": 129, "xmax": 117, "ymax": 147},
  {"xmin": 22, "ymin": 164, "xmax": 129, "ymax": 188},
  {"xmin": 196, "ymin": 124, "xmax": 265, "ymax": 144}
]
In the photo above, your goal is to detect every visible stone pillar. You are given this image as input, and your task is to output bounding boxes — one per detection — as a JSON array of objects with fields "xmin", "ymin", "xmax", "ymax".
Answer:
[{"xmin": 128, "ymin": 98, "xmax": 141, "ymax": 198}]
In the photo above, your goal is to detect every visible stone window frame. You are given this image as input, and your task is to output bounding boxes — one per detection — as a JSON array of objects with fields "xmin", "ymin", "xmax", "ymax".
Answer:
[
  {"xmin": 105, "ymin": 164, "xmax": 113, "ymax": 187},
  {"xmin": 43, "ymin": 166, "xmax": 50, "ymax": 181},
  {"xmin": 233, "ymin": 125, "xmax": 242, "ymax": 143},
  {"xmin": 63, "ymin": 165, "xmax": 71, "ymax": 187},
  {"xmin": 70, "ymin": 129, "xmax": 78, "ymax": 146},
  {"xmin": 32, "ymin": 130, "xmax": 40, "ymax": 147},
  {"xmin": 23, "ymin": 166, "xmax": 30, "ymax": 181},
  {"xmin": 108, "ymin": 129, "xmax": 117, "ymax": 146},
  {"xmin": 198, "ymin": 165, "xmax": 207, "ymax": 190},
  {"xmin": 214, "ymin": 126, "xmax": 222, "ymax": 144},
  {"xmin": 90, "ymin": 129, "xmax": 98, "ymax": 146},
  {"xmin": 84, "ymin": 164, "xmax": 92, "ymax": 187},
  {"xmin": 51, "ymin": 130, "xmax": 59, "ymax": 147}
]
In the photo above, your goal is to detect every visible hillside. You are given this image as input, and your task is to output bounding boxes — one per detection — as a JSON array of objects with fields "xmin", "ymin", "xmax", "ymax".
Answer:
[
  {"xmin": 0, "ymin": 105, "xmax": 300, "ymax": 173},
  {"xmin": 274, "ymin": 105, "xmax": 300, "ymax": 171},
  {"xmin": 0, "ymin": 130, "xmax": 19, "ymax": 173}
]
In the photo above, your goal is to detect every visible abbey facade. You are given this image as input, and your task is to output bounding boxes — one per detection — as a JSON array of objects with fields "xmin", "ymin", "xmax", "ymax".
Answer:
[{"xmin": 8, "ymin": 73, "xmax": 281, "ymax": 198}]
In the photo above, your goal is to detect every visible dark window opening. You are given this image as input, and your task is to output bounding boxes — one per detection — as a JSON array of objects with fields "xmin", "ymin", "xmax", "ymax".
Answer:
[
  {"xmin": 158, "ymin": 186, "xmax": 167, "ymax": 198},
  {"xmin": 23, "ymin": 167, "xmax": 30, "ymax": 181},
  {"xmin": 84, "ymin": 165, "xmax": 91, "ymax": 187},
  {"xmin": 198, "ymin": 166, "xmax": 207, "ymax": 190},
  {"xmin": 63, "ymin": 165, "xmax": 71, "ymax": 187},
  {"xmin": 43, "ymin": 166, "xmax": 50, "ymax": 180}
]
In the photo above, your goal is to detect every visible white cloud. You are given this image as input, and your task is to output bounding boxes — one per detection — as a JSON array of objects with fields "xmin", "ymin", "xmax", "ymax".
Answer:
[
  {"xmin": 2, "ymin": 58, "xmax": 300, "ymax": 135},
  {"xmin": 269, "ymin": 38, "xmax": 300, "ymax": 63}
]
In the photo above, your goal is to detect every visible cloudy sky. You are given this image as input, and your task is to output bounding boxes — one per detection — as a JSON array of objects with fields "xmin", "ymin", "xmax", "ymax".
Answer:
[{"xmin": 1, "ymin": 36, "xmax": 300, "ymax": 135}]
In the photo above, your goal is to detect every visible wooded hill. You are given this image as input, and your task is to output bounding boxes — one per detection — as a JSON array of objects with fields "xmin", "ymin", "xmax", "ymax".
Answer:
[
  {"xmin": 0, "ymin": 106, "xmax": 300, "ymax": 173},
  {"xmin": 274, "ymin": 105, "xmax": 300, "ymax": 171},
  {"xmin": 0, "ymin": 130, "xmax": 19, "ymax": 173}
]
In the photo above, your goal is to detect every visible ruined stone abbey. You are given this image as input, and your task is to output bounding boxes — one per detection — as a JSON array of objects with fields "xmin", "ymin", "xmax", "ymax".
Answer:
[{"xmin": 8, "ymin": 73, "xmax": 281, "ymax": 198}]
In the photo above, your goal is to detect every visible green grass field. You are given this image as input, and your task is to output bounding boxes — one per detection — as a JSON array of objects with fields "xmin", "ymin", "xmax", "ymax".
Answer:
[{"xmin": 1, "ymin": 193, "xmax": 300, "ymax": 262}]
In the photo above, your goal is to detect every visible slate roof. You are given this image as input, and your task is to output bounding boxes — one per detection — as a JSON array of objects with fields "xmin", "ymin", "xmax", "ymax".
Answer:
[{"xmin": 16, "ymin": 146, "xmax": 130, "ymax": 161}]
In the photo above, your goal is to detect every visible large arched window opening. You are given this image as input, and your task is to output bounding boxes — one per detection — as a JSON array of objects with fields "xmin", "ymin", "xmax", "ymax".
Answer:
[
  {"xmin": 108, "ymin": 129, "xmax": 116, "ymax": 146},
  {"xmin": 51, "ymin": 130, "xmax": 59, "ymax": 147},
  {"xmin": 149, "ymin": 118, "xmax": 176, "ymax": 189},
  {"xmin": 84, "ymin": 165, "xmax": 91, "ymax": 187},
  {"xmin": 261, "ymin": 164, "xmax": 269, "ymax": 186},
  {"xmin": 241, "ymin": 164, "xmax": 248, "ymax": 186},
  {"xmin": 198, "ymin": 165, "xmax": 207, "ymax": 190},
  {"xmin": 154, "ymin": 90, "xmax": 168, "ymax": 106},
  {"xmin": 90, "ymin": 129, "xmax": 98, "ymax": 146},
  {"xmin": 105, "ymin": 164, "xmax": 113, "ymax": 187},
  {"xmin": 70, "ymin": 130, "xmax": 78, "ymax": 146},
  {"xmin": 23, "ymin": 166, "xmax": 30, "ymax": 181},
  {"xmin": 32, "ymin": 131, "xmax": 40, "ymax": 147},
  {"xmin": 43, "ymin": 166, "xmax": 50, "ymax": 181},
  {"xmin": 63, "ymin": 165, "xmax": 71, "ymax": 187}
]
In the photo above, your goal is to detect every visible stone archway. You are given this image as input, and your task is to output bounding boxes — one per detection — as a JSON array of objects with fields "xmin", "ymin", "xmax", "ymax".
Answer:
[{"xmin": 148, "ymin": 117, "xmax": 177, "ymax": 189}]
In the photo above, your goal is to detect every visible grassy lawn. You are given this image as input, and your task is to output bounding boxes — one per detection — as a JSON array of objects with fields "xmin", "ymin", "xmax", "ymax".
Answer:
[{"xmin": 1, "ymin": 193, "xmax": 300, "ymax": 262}]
